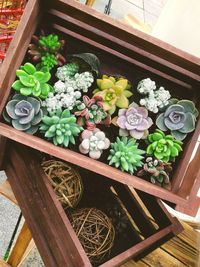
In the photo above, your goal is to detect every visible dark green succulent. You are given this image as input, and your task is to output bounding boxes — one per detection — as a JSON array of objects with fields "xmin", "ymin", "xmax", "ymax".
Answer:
[
  {"xmin": 38, "ymin": 34, "xmax": 62, "ymax": 53},
  {"xmin": 3, "ymin": 94, "xmax": 44, "ymax": 134},
  {"xmin": 146, "ymin": 129, "xmax": 183, "ymax": 162},
  {"xmin": 156, "ymin": 99, "xmax": 199, "ymax": 140},
  {"xmin": 12, "ymin": 63, "xmax": 52, "ymax": 99},
  {"xmin": 108, "ymin": 137, "xmax": 145, "ymax": 174},
  {"xmin": 40, "ymin": 109, "xmax": 83, "ymax": 147}
]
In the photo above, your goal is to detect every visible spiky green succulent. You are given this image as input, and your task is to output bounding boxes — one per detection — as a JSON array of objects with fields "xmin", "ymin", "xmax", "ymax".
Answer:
[
  {"xmin": 40, "ymin": 109, "xmax": 83, "ymax": 147},
  {"xmin": 146, "ymin": 129, "xmax": 183, "ymax": 162},
  {"xmin": 12, "ymin": 63, "xmax": 52, "ymax": 99},
  {"xmin": 108, "ymin": 137, "xmax": 145, "ymax": 174}
]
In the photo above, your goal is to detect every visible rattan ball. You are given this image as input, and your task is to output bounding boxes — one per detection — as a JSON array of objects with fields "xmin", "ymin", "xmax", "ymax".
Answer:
[
  {"xmin": 69, "ymin": 208, "xmax": 115, "ymax": 264},
  {"xmin": 41, "ymin": 160, "xmax": 83, "ymax": 209}
]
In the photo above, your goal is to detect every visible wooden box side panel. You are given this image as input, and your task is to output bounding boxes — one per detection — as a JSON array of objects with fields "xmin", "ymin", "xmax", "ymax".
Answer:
[
  {"xmin": 0, "ymin": 0, "xmax": 41, "ymax": 115},
  {"xmin": 47, "ymin": 0, "xmax": 200, "ymax": 76},
  {"xmin": 6, "ymin": 143, "xmax": 91, "ymax": 267}
]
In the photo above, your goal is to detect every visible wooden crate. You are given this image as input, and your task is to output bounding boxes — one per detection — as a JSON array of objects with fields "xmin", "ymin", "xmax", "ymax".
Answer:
[
  {"xmin": 0, "ymin": 0, "xmax": 200, "ymax": 215},
  {"xmin": 3, "ymin": 141, "xmax": 183, "ymax": 267}
]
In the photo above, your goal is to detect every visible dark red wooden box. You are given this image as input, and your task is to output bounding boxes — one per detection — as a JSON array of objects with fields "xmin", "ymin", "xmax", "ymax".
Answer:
[{"xmin": 0, "ymin": 0, "xmax": 200, "ymax": 215}]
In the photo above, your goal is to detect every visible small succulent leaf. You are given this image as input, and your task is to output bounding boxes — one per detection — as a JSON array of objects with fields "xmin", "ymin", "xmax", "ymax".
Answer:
[
  {"xmin": 12, "ymin": 80, "xmax": 23, "ymax": 91},
  {"xmin": 25, "ymin": 125, "xmax": 39, "ymax": 134},
  {"xmin": 171, "ymin": 130, "xmax": 187, "ymax": 141},
  {"xmin": 100, "ymin": 79, "xmax": 114, "ymax": 90},
  {"xmin": 3, "ymin": 110, "xmax": 11, "ymax": 123},
  {"xmin": 12, "ymin": 120, "xmax": 31, "ymax": 131},
  {"xmin": 64, "ymin": 136, "xmax": 69, "ymax": 147},
  {"xmin": 116, "ymin": 94, "xmax": 129, "ymax": 109},
  {"xmin": 179, "ymin": 112, "xmax": 195, "ymax": 133},
  {"xmin": 20, "ymin": 87, "xmax": 32, "ymax": 96},
  {"xmin": 154, "ymin": 151, "xmax": 164, "ymax": 160},
  {"xmin": 40, "ymin": 83, "xmax": 50, "ymax": 98},
  {"xmin": 16, "ymin": 69, "xmax": 28, "ymax": 78},
  {"xmin": 23, "ymin": 63, "xmax": 36, "ymax": 75},
  {"xmin": 31, "ymin": 110, "xmax": 43, "ymax": 125},
  {"xmin": 178, "ymin": 100, "xmax": 196, "ymax": 114},
  {"xmin": 170, "ymin": 146, "xmax": 179, "ymax": 157},
  {"xmin": 69, "ymin": 135, "xmax": 76, "ymax": 145},
  {"xmin": 39, "ymin": 124, "xmax": 49, "ymax": 131},
  {"xmin": 19, "ymin": 109, "xmax": 35, "ymax": 124},
  {"xmin": 6, "ymin": 100, "xmax": 19, "ymax": 119},
  {"xmin": 123, "ymin": 90, "xmax": 133, "ymax": 98},
  {"xmin": 152, "ymin": 132, "xmax": 163, "ymax": 141},
  {"xmin": 115, "ymin": 79, "xmax": 128, "ymax": 90},
  {"xmin": 45, "ymin": 131, "xmax": 55, "ymax": 138},
  {"xmin": 27, "ymin": 97, "xmax": 40, "ymax": 114},
  {"xmin": 19, "ymin": 75, "xmax": 35, "ymax": 87},
  {"xmin": 56, "ymin": 135, "xmax": 64, "ymax": 144}
]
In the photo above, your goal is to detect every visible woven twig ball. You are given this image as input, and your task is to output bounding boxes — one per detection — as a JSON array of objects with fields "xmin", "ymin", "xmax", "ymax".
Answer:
[
  {"xmin": 69, "ymin": 208, "xmax": 115, "ymax": 264},
  {"xmin": 41, "ymin": 160, "xmax": 83, "ymax": 209}
]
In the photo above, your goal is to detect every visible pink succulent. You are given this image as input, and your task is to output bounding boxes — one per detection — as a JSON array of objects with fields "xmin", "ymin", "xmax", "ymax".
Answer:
[
  {"xmin": 79, "ymin": 128, "xmax": 110, "ymax": 159},
  {"xmin": 117, "ymin": 102, "xmax": 153, "ymax": 139}
]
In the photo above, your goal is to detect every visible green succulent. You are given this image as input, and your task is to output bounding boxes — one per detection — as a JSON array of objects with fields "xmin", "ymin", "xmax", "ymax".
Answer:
[
  {"xmin": 3, "ymin": 94, "xmax": 44, "ymax": 134},
  {"xmin": 41, "ymin": 53, "xmax": 58, "ymax": 69},
  {"xmin": 39, "ymin": 34, "xmax": 61, "ymax": 53},
  {"xmin": 40, "ymin": 109, "xmax": 83, "ymax": 147},
  {"xmin": 12, "ymin": 63, "xmax": 52, "ymax": 99},
  {"xmin": 108, "ymin": 137, "xmax": 145, "ymax": 174},
  {"xmin": 56, "ymin": 63, "xmax": 79, "ymax": 81},
  {"xmin": 146, "ymin": 129, "xmax": 183, "ymax": 162}
]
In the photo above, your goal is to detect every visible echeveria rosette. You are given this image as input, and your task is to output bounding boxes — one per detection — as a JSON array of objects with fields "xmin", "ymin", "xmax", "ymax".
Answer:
[
  {"xmin": 79, "ymin": 128, "xmax": 110, "ymax": 159},
  {"xmin": 74, "ymin": 95, "xmax": 111, "ymax": 130},
  {"xmin": 156, "ymin": 99, "xmax": 199, "ymax": 140},
  {"xmin": 146, "ymin": 129, "xmax": 183, "ymax": 163},
  {"xmin": 3, "ymin": 94, "xmax": 44, "ymax": 134},
  {"xmin": 93, "ymin": 75, "xmax": 133, "ymax": 115},
  {"xmin": 108, "ymin": 137, "xmax": 145, "ymax": 174},
  {"xmin": 116, "ymin": 102, "xmax": 153, "ymax": 139},
  {"xmin": 12, "ymin": 63, "xmax": 52, "ymax": 99},
  {"xmin": 40, "ymin": 109, "xmax": 83, "ymax": 147}
]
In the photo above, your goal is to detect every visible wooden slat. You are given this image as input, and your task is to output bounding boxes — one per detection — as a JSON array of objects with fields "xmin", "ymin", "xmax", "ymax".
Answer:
[
  {"xmin": 0, "ymin": 259, "xmax": 11, "ymax": 267},
  {"xmin": 7, "ymin": 222, "xmax": 32, "ymax": 267},
  {"xmin": 0, "ymin": 179, "xmax": 17, "ymax": 205},
  {"xmin": 141, "ymin": 247, "xmax": 187, "ymax": 267}
]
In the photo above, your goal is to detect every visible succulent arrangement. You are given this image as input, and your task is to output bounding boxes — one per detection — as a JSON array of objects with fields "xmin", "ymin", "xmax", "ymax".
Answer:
[
  {"xmin": 93, "ymin": 75, "xmax": 133, "ymax": 114},
  {"xmin": 108, "ymin": 137, "xmax": 145, "ymax": 174},
  {"xmin": 137, "ymin": 157, "xmax": 172, "ymax": 190},
  {"xmin": 79, "ymin": 128, "xmax": 110, "ymax": 159},
  {"xmin": 114, "ymin": 102, "xmax": 153, "ymax": 139},
  {"xmin": 12, "ymin": 63, "xmax": 52, "ymax": 99},
  {"xmin": 156, "ymin": 99, "xmax": 198, "ymax": 140},
  {"xmin": 28, "ymin": 33, "xmax": 66, "ymax": 69},
  {"xmin": 3, "ymin": 31, "xmax": 199, "ymax": 190},
  {"xmin": 75, "ymin": 95, "xmax": 111, "ymax": 130},
  {"xmin": 146, "ymin": 129, "xmax": 183, "ymax": 162}
]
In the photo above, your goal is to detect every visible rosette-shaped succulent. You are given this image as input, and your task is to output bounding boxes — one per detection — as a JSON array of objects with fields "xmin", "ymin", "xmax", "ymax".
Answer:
[
  {"xmin": 137, "ymin": 157, "xmax": 172, "ymax": 190},
  {"xmin": 146, "ymin": 129, "xmax": 183, "ymax": 162},
  {"xmin": 156, "ymin": 99, "xmax": 199, "ymax": 140},
  {"xmin": 108, "ymin": 137, "xmax": 145, "ymax": 174},
  {"xmin": 79, "ymin": 128, "xmax": 110, "ymax": 159},
  {"xmin": 12, "ymin": 63, "xmax": 52, "ymax": 99},
  {"xmin": 3, "ymin": 94, "xmax": 44, "ymax": 134},
  {"xmin": 115, "ymin": 102, "xmax": 153, "ymax": 139},
  {"xmin": 74, "ymin": 95, "xmax": 111, "ymax": 130},
  {"xmin": 28, "ymin": 33, "xmax": 66, "ymax": 68},
  {"xmin": 56, "ymin": 63, "xmax": 79, "ymax": 81},
  {"xmin": 40, "ymin": 109, "xmax": 83, "ymax": 147},
  {"xmin": 93, "ymin": 75, "xmax": 133, "ymax": 115}
]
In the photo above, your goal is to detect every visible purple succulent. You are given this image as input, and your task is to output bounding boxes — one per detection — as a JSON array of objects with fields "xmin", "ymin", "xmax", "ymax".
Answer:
[{"xmin": 116, "ymin": 102, "xmax": 153, "ymax": 139}]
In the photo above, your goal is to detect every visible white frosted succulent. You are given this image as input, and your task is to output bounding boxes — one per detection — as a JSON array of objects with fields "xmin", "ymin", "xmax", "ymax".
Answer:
[
  {"xmin": 74, "ymin": 72, "xmax": 94, "ymax": 93},
  {"xmin": 140, "ymin": 96, "xmax": 159, "ymax": 113},
  {"xmin": 79, "ymin": 128, "xmax": 110, "ymax": 159},
  {"xmin": 154, "ymin": 86, "xmax": 171, "ymax": 108},
  {"xmin": 137, "ymin": 78, "xmax": 156, "ymax": 95}
]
